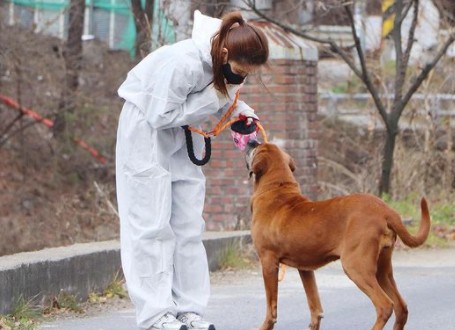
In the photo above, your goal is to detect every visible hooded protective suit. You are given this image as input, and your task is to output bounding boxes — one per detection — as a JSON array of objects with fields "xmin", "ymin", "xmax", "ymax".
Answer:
[{"xmin": 116, "ymin": 10, "xmax": 256, "ymax": 330}]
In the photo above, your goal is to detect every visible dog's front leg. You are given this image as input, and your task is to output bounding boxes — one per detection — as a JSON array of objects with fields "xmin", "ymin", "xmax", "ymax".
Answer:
[
  {"xmin": 259, "ymin": 253, "xmax": 279, "ymax": 330},
  {"xmin": 299, "ymin": 270, "xmax": 324, "ymax": 330}
]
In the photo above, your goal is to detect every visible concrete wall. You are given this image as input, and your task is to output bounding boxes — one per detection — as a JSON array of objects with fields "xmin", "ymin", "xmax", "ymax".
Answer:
[{"xmin": 0, "ymin": 232, "xmax": 251, "ymax": 315}]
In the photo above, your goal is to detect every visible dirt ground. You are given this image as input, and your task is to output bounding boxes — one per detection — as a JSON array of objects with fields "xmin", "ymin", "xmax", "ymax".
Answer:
[{"xmin": 0, "ymin": 24, "xmax": 130, "ymax": 256}]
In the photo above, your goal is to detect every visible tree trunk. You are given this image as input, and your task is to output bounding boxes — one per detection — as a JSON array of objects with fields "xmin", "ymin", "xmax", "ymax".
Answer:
[
  {"xmin": 131, "ymin": 0, "xmax": 154, "ymax": 60},
  {"xmin": 54, "ymin": 0, "xmax": 85, "ymax": 137},
  {"xmin": 379, "ymin": 119, "xmax": 399, "ymax": 195}
]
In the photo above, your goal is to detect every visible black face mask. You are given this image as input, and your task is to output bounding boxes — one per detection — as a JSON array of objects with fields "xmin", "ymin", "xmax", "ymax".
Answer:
[{"xmin": 222, "ymin": 63, "xmax": 246, "ymax": 85}]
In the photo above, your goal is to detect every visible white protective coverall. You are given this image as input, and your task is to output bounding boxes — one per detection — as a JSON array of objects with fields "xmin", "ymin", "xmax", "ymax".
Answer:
[{"xmin": 116, "ymin": 10, "xmax": 256, "ymax": 330}]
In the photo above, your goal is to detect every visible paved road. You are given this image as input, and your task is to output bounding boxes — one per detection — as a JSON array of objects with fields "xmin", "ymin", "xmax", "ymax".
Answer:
[{"xmin": 39, "ymin": 248, "xmax": 455, "ymax": 330}]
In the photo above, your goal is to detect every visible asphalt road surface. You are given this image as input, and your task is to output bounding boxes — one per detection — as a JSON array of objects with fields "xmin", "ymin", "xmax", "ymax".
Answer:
[{"xmin": 39, "ymin": 248, "xmax": 455, "ymax": 330}]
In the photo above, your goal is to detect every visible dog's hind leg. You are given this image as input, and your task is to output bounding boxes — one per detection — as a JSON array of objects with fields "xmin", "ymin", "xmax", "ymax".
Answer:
[
  {"xmin": 259, "ymin": 252, "xmax": 280, "ymax": 330},
  {"xmin": 299, "ymin": 270, "xmax": 323, "ymax": 330},
  {"xmin": 376, "ymin": 248, "xmax": 408, "ymax": 330},
  {"xmin": 341, "ymin": 245, "xmax": 394, "ymax": 330}
]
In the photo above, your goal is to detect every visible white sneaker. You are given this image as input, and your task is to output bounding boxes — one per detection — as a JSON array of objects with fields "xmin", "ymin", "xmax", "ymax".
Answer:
[
  {"xmin": 177, "ymin": 312, "xmax": 215, "ymax": 330},
  {"xmin": 149, "ymin": 312, "xmax": 188, "ymax": 330}
]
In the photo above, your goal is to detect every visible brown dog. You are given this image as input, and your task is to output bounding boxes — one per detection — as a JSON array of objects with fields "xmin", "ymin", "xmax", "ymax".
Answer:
[{"xmin": 245, "ymin": 142, "xmax": 431, "ymax": 330}]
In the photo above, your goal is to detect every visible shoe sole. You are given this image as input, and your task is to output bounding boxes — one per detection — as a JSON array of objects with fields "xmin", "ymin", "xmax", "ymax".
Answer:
[{"xmin": 150, "ymin": 327, "xmax": 187, "ymax": 330}]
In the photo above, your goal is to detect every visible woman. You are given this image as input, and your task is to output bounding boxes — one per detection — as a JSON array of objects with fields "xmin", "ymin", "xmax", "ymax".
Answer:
[{"xmin": 116, "ymin": 10, "xmax": 269, "ymax": 330}]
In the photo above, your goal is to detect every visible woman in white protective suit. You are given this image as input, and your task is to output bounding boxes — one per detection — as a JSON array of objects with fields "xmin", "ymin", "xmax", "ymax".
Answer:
[{"xmin": 116, "ymin": 9, "xmax": 269, "ymax": 330}]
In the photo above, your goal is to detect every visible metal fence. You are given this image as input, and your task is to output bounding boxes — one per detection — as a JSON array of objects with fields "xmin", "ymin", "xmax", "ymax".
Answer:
[{"xmin": 319, "ymin": 92, "xmax": 455, "ymax": 130}]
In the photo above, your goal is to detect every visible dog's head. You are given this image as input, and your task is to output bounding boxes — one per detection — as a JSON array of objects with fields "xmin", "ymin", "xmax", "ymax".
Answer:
[{"xmin": 246, "ymin": 141, "xmax": 296, "ymax": 183}]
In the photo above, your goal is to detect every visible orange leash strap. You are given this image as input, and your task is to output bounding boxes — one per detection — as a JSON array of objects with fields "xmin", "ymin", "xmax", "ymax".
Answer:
[
  {"xmin": 183, "ymin": 90, "xmax": 268, "ymax": 166},
  {"xmin": 187, "ymin": 90, "xmax": 268, "ymax": 142},
  {"xmin": 257, "ymin": 122, "xmax": 268, "ymax": 143}
]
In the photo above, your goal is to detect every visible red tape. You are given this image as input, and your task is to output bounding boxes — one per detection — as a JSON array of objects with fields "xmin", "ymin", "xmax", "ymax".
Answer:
[{"xmin": 0, "ymin": 94, "xmax": 108, "ymax": 164}]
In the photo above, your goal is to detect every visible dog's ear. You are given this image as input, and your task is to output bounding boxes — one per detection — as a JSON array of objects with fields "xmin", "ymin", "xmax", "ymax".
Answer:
[
  {"xmin": 252, "ymin": 153, "xmax": 267, "ymax": 180},
  {"xmin": 289, "ymin": 157, "xmax": 296, "ymax": 172}
]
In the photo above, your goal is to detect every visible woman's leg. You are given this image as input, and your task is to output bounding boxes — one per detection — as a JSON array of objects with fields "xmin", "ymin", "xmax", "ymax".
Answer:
[
  {"xmin": 169, "ymin": 139, "xmax": 210, "ymax": 316},
  {"xmin": 116, "ymin": 103, "xmax": 177, "ymax": 330}
]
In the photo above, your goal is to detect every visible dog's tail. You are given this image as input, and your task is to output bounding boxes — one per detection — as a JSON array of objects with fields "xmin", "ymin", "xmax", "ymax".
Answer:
[{"xmin": 387, "ymin": 197, "xmax": 431, "ymax": 248}]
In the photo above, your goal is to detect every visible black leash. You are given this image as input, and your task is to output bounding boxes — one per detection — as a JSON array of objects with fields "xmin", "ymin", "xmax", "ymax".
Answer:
[{"xmin": 182, "ymin": 125, "xmax": 212, "ymax": 166}]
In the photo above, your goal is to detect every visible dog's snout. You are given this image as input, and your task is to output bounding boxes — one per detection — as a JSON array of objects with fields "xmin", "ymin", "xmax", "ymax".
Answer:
[
  {"xmin": 247, "ymin": 139, "xmax": 260, "ymax": 152},
  {"xmin": 245, "ymin": 140, "xmax": 260, "ymax": 175}
]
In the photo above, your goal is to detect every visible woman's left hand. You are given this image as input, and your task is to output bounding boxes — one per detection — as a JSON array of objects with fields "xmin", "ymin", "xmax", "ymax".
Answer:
[
  {"xmin": 238, "ymin": 113, "xmax": 258, "ymax": 126},
  {"xmin": 238, "ymin": 110, "xmax": 259, "ymax": 125}
]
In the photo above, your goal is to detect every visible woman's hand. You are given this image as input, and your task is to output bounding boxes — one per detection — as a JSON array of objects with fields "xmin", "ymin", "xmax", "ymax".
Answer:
[
  {"xmin": 238, "ymin": 110, "xmax": 258, "ymax": 125},
  {"xmin": 232, "ymin": 104, "xmax": 259, "ymax": 125}
]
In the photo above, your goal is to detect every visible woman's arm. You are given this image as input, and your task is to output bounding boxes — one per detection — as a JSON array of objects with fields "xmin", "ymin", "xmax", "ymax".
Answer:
[{"xmin": 119, "ymin": 51, "xmax": 223, "ymax": 130}]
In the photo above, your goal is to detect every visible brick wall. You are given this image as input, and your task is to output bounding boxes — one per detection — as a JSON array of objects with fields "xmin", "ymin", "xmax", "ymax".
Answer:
[{"xmin": 202, "ymin": 58, "xmax": 319, "ymax": 230}]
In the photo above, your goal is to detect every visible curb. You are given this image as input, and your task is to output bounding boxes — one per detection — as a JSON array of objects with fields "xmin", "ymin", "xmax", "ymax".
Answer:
[{"xmin": 0, "ymin": 230, "xmax": 251, "ymax": 315}]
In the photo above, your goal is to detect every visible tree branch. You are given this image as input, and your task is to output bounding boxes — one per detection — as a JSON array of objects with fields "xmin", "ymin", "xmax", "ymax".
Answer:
[
  {"xmin": 398, "ymin": 0, "xmax": 415, "ymax": 25},
  {"xmin": 243, "ymin": 0, "xmax": 330, "ymax": 44},
  {"xmin": 0, "ymin": 120, "xmax": 38, "ymax": 148},
  {"xmin": 245, "ymin": 1, "xmax": 364, "ymax": 71},
  {"xmin": 0, "ymin": 112, "xmax": 23, "ymax": 139},
  {"xmin": 400, "ymin": 31, "xmax": 455, "ymax": 117},
  {"xmin": 243, "ymin": 1, "xmax": 364, "ymax": 74},
  {"xmin": 392, "ymin": 0, "xmax": 405, "ymax": 104},
  {"xmin": 344, "ymin": 3, "xmax": 389, "ymax": 124},
  {"xmin": 402, "ymin": 0, "xmax": 419, "ymax": 70}
]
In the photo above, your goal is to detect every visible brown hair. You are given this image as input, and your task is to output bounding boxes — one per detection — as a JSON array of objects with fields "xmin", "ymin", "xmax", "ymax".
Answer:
[{"xmin": 210, "ymin": 11, "xmax": 269, "ymax": 97}]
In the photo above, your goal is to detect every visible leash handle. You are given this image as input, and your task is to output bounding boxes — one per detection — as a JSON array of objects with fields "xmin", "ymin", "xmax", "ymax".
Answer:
[
  {"xmin": 256, "ymin": 121, "xmax": 268, "ymax": 143},
  {"xmin": 182, "ymin": 125, "xmax": 212, "ymax": 166},
  {"xmin": 181, "ymin": 91, "xmax": 239, "ymax": 166}
]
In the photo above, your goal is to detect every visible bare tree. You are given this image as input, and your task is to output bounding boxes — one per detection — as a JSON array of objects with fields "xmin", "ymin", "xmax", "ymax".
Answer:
[
  {"xmin": 54, "ymin": 0, "xmax": 85, "ymax": 137},
  {"xmin": 131, "ymin": 0, "xmax": 154, "ymax": 60},
  {"xmin": 241, "ymin": 0, "xmax": 455, "ymax": 195}
]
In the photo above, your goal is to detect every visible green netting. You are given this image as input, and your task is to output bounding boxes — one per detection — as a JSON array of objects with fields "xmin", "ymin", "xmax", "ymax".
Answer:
[
  {"xmin": 9, "ymin": 0, "xmax": 68, "ymax": 10},
  {"xmin": 8, "ymin": 0, "xmax": 132, "ymax": 11},
  {"xmin": 7, "ymin": 0, "xmax": 176, "ymax": 55},
  {"xmin": 117, "ymin": 11, "xmax": 135, "ymax": 51},
  {"xmin": 91, "ymin": 0, "xmax": 130, "ymax": 11}
]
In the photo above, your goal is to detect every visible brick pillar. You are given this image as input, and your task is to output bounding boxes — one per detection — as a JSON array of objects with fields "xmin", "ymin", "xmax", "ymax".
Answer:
[{"xmin": 203, "ymin": 24, "xmax": 319, "ymax": 230}]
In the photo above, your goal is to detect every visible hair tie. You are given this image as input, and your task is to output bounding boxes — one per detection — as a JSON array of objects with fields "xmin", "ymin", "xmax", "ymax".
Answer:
[{"xmin": 229, "ymin": 22, "xmax": 240, "ymax": 30}]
